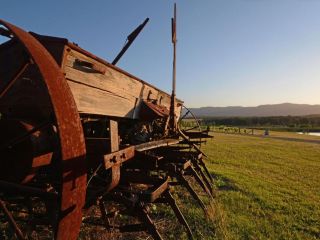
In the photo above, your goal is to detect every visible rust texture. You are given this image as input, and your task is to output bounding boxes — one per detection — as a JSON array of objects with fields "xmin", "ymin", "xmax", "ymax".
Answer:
[{"xmin": 0, "ymin": 19, "xmax": 86, "ymax": 240}]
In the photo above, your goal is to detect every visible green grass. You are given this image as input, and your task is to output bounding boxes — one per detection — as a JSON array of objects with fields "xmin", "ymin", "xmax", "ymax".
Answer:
[
  {"xmin": 203, "ymin": 132, "xmax": 320, "ymax": 240},
  {"xmin": 3, "ymin": 130, "xmax": 318, "ymax": 240}
]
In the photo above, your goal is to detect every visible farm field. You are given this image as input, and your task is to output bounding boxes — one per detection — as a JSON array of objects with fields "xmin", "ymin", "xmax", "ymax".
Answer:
[
  {"xmin": 203, "ymin": 132, "xmax": 320, "ymax": 240},
  {"xmin": 212, "ymin": 128, "xmax": 320, "ymax": 141},
  {"xmin": 1, "ymin": 130, "xmax": 319, "ymax": 240}
]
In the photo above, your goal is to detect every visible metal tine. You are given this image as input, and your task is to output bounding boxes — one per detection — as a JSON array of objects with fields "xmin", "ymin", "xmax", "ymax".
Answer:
[
  {"xmin": 177, "ymin": 172, "xmax": 208, "ymax": 216},
  {"xmin": 0, "ymin": 199, "xmax": 27, "ymax": 240},
  {"xmin": 135, "ymin": 203, "xmax": 163, "ymax": 240},
  {"xmin": 187, "ymin": 166, "xmax": 213, "ymax": 198},
  {"xmin": 164, "ymin": 146, "xmax": 213, "ymax": 195},
  {"xmin": 163, "ymin": 190, "xmax": 194, "ymax": 240},
  {"xmin": 191, "ymin": 160, "xmax": 214, "ymax": 194},
  {"xmin": 198, "ymin": 158, "xmax": 214, "ymax": 183},
  {"xmin": 158, "ymin": 153, "xmax": 212, "ymax": 198},
  {"xmin": 98, "ymin": 200, "xmax": 111, "ymax": 229},
  {"xmin": 178, "ymin": 128, "xmax": 207, "ymax": 158},
  {"xmin": 105, "ymin": 190, "xmax": 164, "ymax": 239}
]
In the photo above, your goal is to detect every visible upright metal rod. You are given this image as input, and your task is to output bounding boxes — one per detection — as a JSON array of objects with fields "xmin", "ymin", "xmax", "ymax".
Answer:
[
  {"xmin": 172, "ymin": 3, "xmax": 177, "ymax": 96},
  {"xmin": 169, "ymin": 3, "xmax": 177, "ymax": 133}
]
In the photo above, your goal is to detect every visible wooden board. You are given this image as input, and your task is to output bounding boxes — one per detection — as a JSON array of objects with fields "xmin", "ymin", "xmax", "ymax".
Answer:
[{"xmin": 63, "ymin": 47, "xmax": 182, "ymax": 119}]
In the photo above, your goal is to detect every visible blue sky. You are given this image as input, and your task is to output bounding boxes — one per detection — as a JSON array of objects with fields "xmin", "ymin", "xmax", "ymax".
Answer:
[{"xmin": 1, "ymin": 0, "xmax": 320, "ymax": 107}]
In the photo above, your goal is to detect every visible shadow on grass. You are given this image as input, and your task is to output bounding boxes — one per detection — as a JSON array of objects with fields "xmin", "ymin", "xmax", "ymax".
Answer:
[{"xmin": 212, "ymin": 173, "xmax": 239, "ymax": 192}]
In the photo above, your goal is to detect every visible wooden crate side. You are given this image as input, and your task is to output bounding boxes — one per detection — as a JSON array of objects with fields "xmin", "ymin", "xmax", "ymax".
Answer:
[
  {"xmin": 67, "ymin": 81, "xmax": 136, "ymax": 118},
  {"xmin": 63, "ymin": 48, "xmax": 177, "ymax": 119}
]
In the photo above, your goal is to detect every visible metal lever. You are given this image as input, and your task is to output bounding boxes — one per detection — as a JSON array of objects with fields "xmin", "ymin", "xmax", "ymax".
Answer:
[{"xmin": 112, "ymin": 18, "xmax": 149, "ymax": 65}]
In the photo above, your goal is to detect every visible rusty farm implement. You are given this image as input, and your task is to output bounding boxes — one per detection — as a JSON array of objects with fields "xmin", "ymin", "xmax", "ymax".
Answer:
[{"xmin": 0, "ymin": 6, "xmax": 213, "ymax": 240}]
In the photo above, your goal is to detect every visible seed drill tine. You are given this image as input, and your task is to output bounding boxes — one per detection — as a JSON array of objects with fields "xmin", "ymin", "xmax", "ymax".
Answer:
[
  {"xmin": 199, "ymin": 158, "xmax": 214, "ymax": 183},
  {"xmin": 178, "ymin": 128, "xmax": 214, "ymax": 183},
  {"xmin": 178, "ymin": 173, "xmax": 208, "ymax": 215},
  {"xmin": 98, "ymin": 200, "xmax": 111, "ymax": 229},
  {"xmin": 136, "ymin": 203, "xmax": 163, "ymax": 240},
  {"xmin": 164, "ymin": 190, "xmax": 194, "ymax": 240},
  {"xmin": 0, "ymin": 199, "xmax": 26, "ymax": 240},
  {"xmin": 179, "ymin": 128, "xmax": 214, "ymax": 185},
  {"xmin": 198, "ymin": 166, "xmax": 214, "ymax": 195},
  {"xmin": 192, "ymin": 161, "xmax": 214, "ymax": 194},
  {"xmin": 178, "ymin": 128, "xmax": 207, "ymax": 157},
  {"xmin": 187, "ymin": 166, "xmax": 213, "ymax": 198}
]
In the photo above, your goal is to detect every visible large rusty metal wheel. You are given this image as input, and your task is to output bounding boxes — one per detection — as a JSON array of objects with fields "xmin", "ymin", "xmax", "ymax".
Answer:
[{"xmin": 0, "ymin": 20, "xmax": 86, "ymax": 239}]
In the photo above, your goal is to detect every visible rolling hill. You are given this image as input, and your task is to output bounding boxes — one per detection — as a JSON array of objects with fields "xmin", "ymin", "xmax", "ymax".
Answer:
[{"xmin": 188, "ymin": 103, "xmax": 320, "ymax": 117}]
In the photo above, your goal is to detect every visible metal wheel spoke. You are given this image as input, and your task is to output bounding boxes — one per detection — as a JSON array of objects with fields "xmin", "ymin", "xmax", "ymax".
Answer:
[
  {"xmin": 0, "ymin": 121, "xmax": 51, "ymax": 150},
  {"xmin": 179, "ymin": 105, "xmax": 202, "ymax": 133},
  {"xmin": 179, "ymin": 110, "xmax": 190, "ymax": 121},
  {"xmin": 0, "ymin": 61, "xmax": 30, "ymax": 99},
  {"xmin": 184, "ymin": 126, "xmax": 198, "ymax": 132}
]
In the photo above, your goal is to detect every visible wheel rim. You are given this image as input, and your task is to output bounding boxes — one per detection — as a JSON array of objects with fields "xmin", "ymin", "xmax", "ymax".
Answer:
[{"xmin": 0, "ymin": 19, "xmax": 86, "ymax": 240}]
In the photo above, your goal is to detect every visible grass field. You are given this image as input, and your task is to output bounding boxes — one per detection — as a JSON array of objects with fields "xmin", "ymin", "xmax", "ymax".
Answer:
[
  {"xmin": 203, "ymin": 132, "xmax": 320, "ymax": 240},
  {"xmin": 1, "ymin": 131, "xmax": 319, "ymax": 240}
]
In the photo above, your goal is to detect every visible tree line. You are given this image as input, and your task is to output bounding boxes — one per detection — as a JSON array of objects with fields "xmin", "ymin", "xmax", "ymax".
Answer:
[{"xmin": 193, "ymin": 115, "xmax": 320, "ymax": 131}]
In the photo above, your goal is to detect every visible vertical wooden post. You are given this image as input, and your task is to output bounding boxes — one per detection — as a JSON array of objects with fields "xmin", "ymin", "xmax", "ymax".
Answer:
[
  {"xmin": 109, "ymin": 120, "xmax": 119, "ymax": 152},
  {"xmin": 106, "ymin": 120, "xmax": 120, "ymax": 192}
]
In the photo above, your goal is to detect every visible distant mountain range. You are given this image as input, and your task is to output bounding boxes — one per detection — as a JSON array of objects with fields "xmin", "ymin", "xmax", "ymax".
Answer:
[{"xmin": 188, "ymin": 103, "xmax": 320, "ymax": 117}]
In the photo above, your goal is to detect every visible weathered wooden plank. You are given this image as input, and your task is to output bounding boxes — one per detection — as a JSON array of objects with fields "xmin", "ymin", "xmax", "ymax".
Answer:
[
  {"xmin": 65, "ymin": 66, "xmax": 138, "ymax": 101},
  {"xmin": 63, "ymin": 48, "xmax": 181, "ymax": 119},
  {"xmin": 67, "ymin": 80, "xmax": 136, "ymax": 117},
  {"xmin": 109, "ymin": 120, "xmax": 119, "ymax": 152},
  {"xmin": 64, "ymin": 50, "xmax": 143, "ymax": 99}
]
